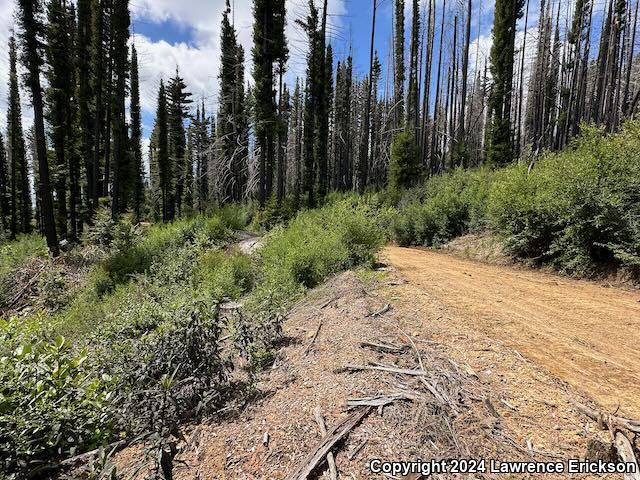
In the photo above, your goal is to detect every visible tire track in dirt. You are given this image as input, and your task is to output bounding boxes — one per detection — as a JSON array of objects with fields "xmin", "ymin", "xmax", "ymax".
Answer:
[{"xmin": 385, "ymin": 246, "xmax": 640, "ymax": 418}]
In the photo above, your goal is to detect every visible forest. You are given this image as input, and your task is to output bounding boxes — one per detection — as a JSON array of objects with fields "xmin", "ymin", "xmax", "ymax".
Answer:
[{"xmin": 0, "ymin": 0, "xmax": 639, "ymax": 478}]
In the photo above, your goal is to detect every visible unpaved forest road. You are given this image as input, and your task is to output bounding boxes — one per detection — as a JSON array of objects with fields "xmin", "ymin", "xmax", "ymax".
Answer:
[{"xmin": 385, "ymin": 246, "xmax": 640, "ymax": 418}]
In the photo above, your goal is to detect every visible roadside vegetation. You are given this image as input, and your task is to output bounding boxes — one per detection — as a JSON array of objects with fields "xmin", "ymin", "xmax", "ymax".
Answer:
[
  {"xmin": 0, "ymin": 199, "xmax": 387, "ymax": 478},
  {"xmin": 392, "ymin": 122, "xmax": 640, "ymax": 278}
]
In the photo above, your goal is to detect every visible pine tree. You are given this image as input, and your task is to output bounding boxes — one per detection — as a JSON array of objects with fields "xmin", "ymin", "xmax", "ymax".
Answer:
[
  {"xmin": 110, "ymin": 0, "xmax": 130, "ymax": 219},
  {"xmin": 182, "ymin": 125, "xmax": 195, "ymax": 216},
  {"xmin": 167, "ymin": 70, "xmax": 192, "ymax": 217},
  {"xmin": 91, "ymin": 0, "xmax": 106, "ymax": 211},
  {"xmin": 0, "ymin": 133, "xmax": 8, "ymax": 233},
  {"xmin": 357, "ymin": 0, "xmax": 378, "ymax": 193},
  {"xmin": 315, "ymin": 0, "xmax": 330, "ymax": 201},
  {"xmin": 300, "ymin": 1, "xmax": 320, "ymax": 206},
  {"xmin": 252, "ymin": 0, "xmax": 287, "ymax": 206},
  {"xmin": 288, "ymin": 78, "xmax": 304, "ymax": 202},
  {"xmin": 407, "ymin": 0, "xmax": 420, "ymax": 134},
  {"xmin": 130, "ymin": 43, "xmax": 145, "ymax": 219},
  {"xmin": 219, "ymin": 1, "xmax": 248, "ymax": 203},
  {"xmin": 486, "ymin": 0, "xmax": 524, "ymax": 164},
  {"xmin": 7, "ymin": 35, "xmax": 32, "ymax": 237},
  {"xmin": 155, "ymin": 81, "xmax": 171, "ymax": 222},
  {"xmin": 45, "ymin": 0, "xmax": 72, "ymax": 237},
  {"xmin": 66, "ymin": 2, "xmax": 82, "ymax": 239},
  {"xmin": 17, "ymin": 0, "xmax": 58, "ymax": 255},
  {"xmin": 195, "ymin": 103, "xmax": 209, "ymax": 211},
  {"xmin": 77, "ymin": 0, "xmax": 95, "ymax": 218},
  {"xmin": 233, "ymin": 46, "xmax": 249, "ymax": 201}
]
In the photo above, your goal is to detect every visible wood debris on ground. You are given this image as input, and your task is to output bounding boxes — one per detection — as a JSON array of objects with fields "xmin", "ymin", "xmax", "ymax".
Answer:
[{"xmin": 112, "ymin": 270, "xmax": 629, "ymax": 479}]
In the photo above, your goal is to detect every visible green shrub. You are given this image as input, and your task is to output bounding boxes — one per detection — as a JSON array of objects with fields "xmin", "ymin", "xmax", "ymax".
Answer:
[
  {"xmin": 251, "ymin": 199, "xmax": 385, "ymax": 310},
  {"xmin": 394, "ymin": 122, "xmax": 640, "ymax": 278},
  {"xmin": 0, "ymin": 234, "xmax": 47, "ymax": 277},
  {"xmin": 196, "ymin": 251, "xmax": 255, "ymax": 301},
  {"xmin": 393, "ymin": 168, "xmax": 497, "ymax": 247},
  {"xmin": 488, "ymin": 123, "xmax": 640, "ymax": 276},
  {"xmin": 0, "ymin": 326, "xmax": 115, "ymax": 475},
  {"xmin": 37, "ymin": 267, "xmax": 72, "ymax": 312}
]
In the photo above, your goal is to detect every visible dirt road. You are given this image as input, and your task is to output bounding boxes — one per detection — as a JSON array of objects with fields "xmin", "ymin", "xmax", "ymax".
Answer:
[{"xmin": 385, "ymin": 246, "xmax": 640, "ymax": 418}]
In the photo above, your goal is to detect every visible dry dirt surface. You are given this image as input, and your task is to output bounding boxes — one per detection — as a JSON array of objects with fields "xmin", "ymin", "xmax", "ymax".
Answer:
[
  {"xmin": 112, "ymin": 261, "xmax": 630, "ymax": 479},
  {"xmin": 384, "ymin": 246, "xmax": 640, "ymax": 419}
]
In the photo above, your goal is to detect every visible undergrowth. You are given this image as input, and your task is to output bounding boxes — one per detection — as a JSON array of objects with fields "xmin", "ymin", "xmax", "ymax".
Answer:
[
  {"xmin": 0, "ymin": 199, "xmax": 386, "ymax": 478},
  {"xmin": 393, "ymin": 122, "xmax": 640, "ymax": 278}
]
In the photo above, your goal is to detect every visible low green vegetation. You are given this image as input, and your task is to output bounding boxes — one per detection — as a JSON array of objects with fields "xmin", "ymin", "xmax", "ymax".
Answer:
[
  {"xmin": 0, "ymin": 235, "xmax": 47, "ymax": 277},
  {"xmin": 393, "ymin": 122, "xmax": 640, "ymax": 278},
  {"xmin": 0, "ymin": 199, "xmax": 387, "ymax": 478}
]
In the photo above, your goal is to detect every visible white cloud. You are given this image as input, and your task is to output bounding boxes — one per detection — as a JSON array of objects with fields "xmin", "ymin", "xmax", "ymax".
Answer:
[{"xmin": 131, "ymin": 0, "xmax": 347, "ymax": 120}]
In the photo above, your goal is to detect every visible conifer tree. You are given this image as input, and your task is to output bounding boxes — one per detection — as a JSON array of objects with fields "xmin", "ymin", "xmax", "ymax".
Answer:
[
  {"xmin": 486, "ymin": 0, "xmax": 524, "ymax": 164},
  {"xmin": 110, "ymin": 0, "xmax": 130, "ymax": 219},
  {"xmin": 17, "ymin": 0, "xmax": 58, "ymax": 255},
  {"xmin": 130, "ymin": 43, "xmax": 145, "ymax": 219},
  {"xmin": 91, "ymin": 0, "xmax": 106, "ymax": 211},
  {"xmin": 195, "ymin": 103, "xmax": 209, "ymax": 211},
  {"xmin": 233, "ymin": 46, "xmax": 249, "ymax": 201},
  {"xmin": 167, "ymin": 70, "xmax": 192, "ymax": 217},
  {"xmin": 219, "ymin": 1, "xmax": 248, "ymax": 203},
  {"xmin": 357, "ymin": 0, "xmax": 378, "ymax": 193},
  {"xmin": 0, "ymin": 133, "xmax": 8, "ymax": 232},
  {"xmin": 77, "ymin": 0, "xmax": 95, "ymax": 217},
  {"xmin": 407, "ymin": 0, "xmax": 420, "ymax": 134},
  {"xmin": 252, "ymin": 0, "xmax": 287, "ymax": 205},
  {"xmin": 315, "ymin": 0, "xmax": 329, "ymax": 201},
  {"xmin": 182, "ymin": 125, "xmax": 195, "ymax": 215},
  {"xmin": 300, "ymin": 0, "xmax": 320, "ymax": 205},
  {"xmin": 288, "ymin": 78, "xmax": 304, "ymax": 202},
  {"xmin": 7, "ymin": 35, "xmax": 32, "ymax": 236},
  {"xmin": 155, "ymin": 81, "xmax": 171, "ymax": 222},
  {"xmin": 45, "ymin": 0, "xmax": 73, "ymax": 237}
]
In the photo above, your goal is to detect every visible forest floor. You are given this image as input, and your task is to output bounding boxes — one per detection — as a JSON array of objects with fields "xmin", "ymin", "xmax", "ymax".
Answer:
[{"xmin": 111, "ymin": 244, "xmax": 640, "ymax": 479}]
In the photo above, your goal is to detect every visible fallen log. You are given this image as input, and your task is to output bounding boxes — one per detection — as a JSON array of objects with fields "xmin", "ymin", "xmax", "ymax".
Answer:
[
  {"xmin": 314, "ymin": 406, "xmax": 338, "ymax": 480},
  {"xmin": 573, "ymin": 401, "xmax": 640, "ymax": 480},
  {"xmin": 339, "ymin": 363, "xmax": 427, "ymax": 377},
  {"xmin": 347, "ymin": 392, "xmax": 413, "ymax": 408},
  {"xmin": 360, "ymin": 340, "xmax": 409, "ymax": 354},
  {"xmin": 366, "ymin": 304, "xmax": 391, "ymax": 318},
  {"xmin": 614, "ymin": 432, "xmax": 640, "ymax": 480},
  {"xmin": 285, "ymin": 407, "xmax": 372, "ymax": 480},
  {"xmin": 572, "ymin": 401, "xmax": 640, "ymax": 435}
]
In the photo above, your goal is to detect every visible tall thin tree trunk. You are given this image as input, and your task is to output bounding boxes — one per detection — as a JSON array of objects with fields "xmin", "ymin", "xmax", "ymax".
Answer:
[
  {"xmin": 431, "ymin": 0, "xmax": 446, "ymax": 173},
  {"xmin": 516, "ymin": 0, "xmax": 530, "ymax": 156},
  {"xmin": 357, "ymin": 0, "xmax": 377, "ymax": 193},
  {"xmin": 623, "ymin": 0, "xmax": 639, "ymax": 115}
]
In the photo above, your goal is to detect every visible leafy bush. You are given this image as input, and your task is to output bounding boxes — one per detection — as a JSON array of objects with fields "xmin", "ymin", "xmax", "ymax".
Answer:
[
  {"xmin": 0, "ymin": 325, "xmax": 115, "ymax": 475},
  {"xmin": 393, "ymin": 168, "xmax": 497, "ymax": 247},
  {"xmin": 196, "ymin": 251, "xmax": 255, "ymax": 301},
  {"xmin": 101, "ymin": 209, "xmax": 245, "ymax": 288},
  {"xmin": 37, "ymin": 267, "xmax": 72, "ymax": 312},
  {"xmin": 488, "ymin": 123, "xmax": 640, "ymax": 276},
  {"xmin": 251, "ymin": 199, "xmax": 386, "ymax": 310},
  {"xmin": 98, "ymin": 301, "xmax": 228, "ymax": 437},
  {"xmin": 394, "ymin": 122, "xmax": 640, "ymax": 278},
  {"xmin": 1, "ymin": 200, "xmax": 386, "ymax": 475}
]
